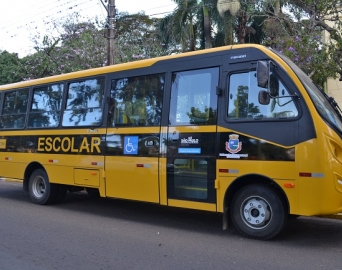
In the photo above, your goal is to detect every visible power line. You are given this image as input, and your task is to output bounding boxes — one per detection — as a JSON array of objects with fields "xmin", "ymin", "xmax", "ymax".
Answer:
[
  {"xmin": 1, "ymin": 0, "xmax": 74, "ymax": 30},
  {"xmin": 146, "ymin": 10, "xmax": 175, "ymax": 17},
  {"xmin": 0, "ymin": 1, "xmax": 101, "ymax": 40},
  {"xmin": 0, "ymin": 0, "xmax": 176, "ymax": 56},
  {"xmin": 143, "ymin": 4, "xmax": 176, "ymax": 12},
  {"xmin": 0, "ymin": 0, "xmax": 100, "ymax": 32}
]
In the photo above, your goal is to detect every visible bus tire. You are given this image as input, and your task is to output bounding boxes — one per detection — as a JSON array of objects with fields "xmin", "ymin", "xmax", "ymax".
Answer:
[
  {"xmin": 28, "ymin": 169, "xmax": 58, "ymax": 205},
  {"xmin": 230, "ymin": 184, "xmax": 287, "ymax": 240}
]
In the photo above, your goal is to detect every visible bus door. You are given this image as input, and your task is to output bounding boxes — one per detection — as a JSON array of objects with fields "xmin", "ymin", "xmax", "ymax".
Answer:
[
  {"xmin": 104, "ymin": 74, "xmax": 165, "ymax": 203},
  {"xmin": 166, "ymin": 67, "xmax": 220, "ymax": 211},
  {"xmin": 216, "ymin": 58, "xmax": 302, "ymax": 213}
]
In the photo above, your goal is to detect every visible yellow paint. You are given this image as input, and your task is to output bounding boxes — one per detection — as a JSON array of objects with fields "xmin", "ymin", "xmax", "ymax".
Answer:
[
  {"xmin": 168, "ymin": 199, "xmax": 216, "ymax": 212},
  {"xmin": 159, "ymin": 158, "xmax": 168, "ymax": 205},
  {"xmin": 0, "ymin": 139, "xmax": 6, "ymax": 149},
  {"xmin": 105, "ymin": 156, "xmax": 159, "ymax": 203},
  {"xmin": 74, "ymin": 169, "xmax": 100, "ymax": 187}
]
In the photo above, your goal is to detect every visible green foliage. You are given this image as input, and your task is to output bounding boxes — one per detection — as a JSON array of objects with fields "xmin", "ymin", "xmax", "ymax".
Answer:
[
  {"xmin": 2, "ymin": 0, "xmax": 342, "ymax": 89},
  {"xmin": 21, "ymin": 12, "xmax": 165, "ymax": 80},
  {"xmin": 22, "ymin": 13, "xmax": 106, "ymax": 80},
  {"xmin": 262, "ymin": 0, "xmax": 342, "ymax": 86},
  {"xmin": 0, "ymin": 51, "xmax": 24, "ymax": 85},
  {"xmin": 115, "ymin": 13, "xmax": 165, "ymax": 62},
  {"xmin": 159, "ymin": 0, "xmax": 199, "ymax": 52}
]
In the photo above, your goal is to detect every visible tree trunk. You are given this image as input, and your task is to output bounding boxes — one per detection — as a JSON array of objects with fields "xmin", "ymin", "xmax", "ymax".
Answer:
[
  {"xmin": 203, "ymin": 6, "xmax": 212, "ymax": 48},
  {"xmin": 236, "ymin": 12, "xmax": 247, "ymax": 44},
  {"xmin": 189, "ymin": 20, "xmax": 196, "ymax": 51}
]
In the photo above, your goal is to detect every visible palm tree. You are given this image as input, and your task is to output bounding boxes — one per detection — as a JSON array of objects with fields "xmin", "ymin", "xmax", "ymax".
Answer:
[
  {"xmin": 159, "ymin": 0, "xmax": 214, "ymax": 52},
  {"xmin": 216, "ymin": 0, "xmax": 249, "ymax": 44},
  {"xmin": 215, "ymin": 0, "xmax": 285, "ymax": 44},
  {"xmin": 202, "ymin": 3, "xmax": 213, "ymax": 48},
  {"xmin": 165, "ymin": 0, "xmax": 198, "ymax": 52}
]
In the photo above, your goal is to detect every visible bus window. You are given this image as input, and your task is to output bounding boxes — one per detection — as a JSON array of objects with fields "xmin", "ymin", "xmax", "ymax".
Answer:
[
  {"xmin": 28, "ymin": 83, "xmax": 64, "ymax": 128},
  {"xmin": 169, "ymin": 67, "xmax": 219, "ymax": 126},
  {"xmin": 109, "ymin": 74, "xmax": 165, "ymax": 127},
  {"xmin": 0, "ymin": 89, "xmax": 29, "ymax": 129},
  {"xmin": 173, "ymin": 158, "xmax": 208, "ymax": 200},
  {"xmin": 228, "ymin": 71, "xmax": 298, "ymax": 120},
  {"xmin": 62, "ymin": 78, "xmax": 105, "ymax": 127}
]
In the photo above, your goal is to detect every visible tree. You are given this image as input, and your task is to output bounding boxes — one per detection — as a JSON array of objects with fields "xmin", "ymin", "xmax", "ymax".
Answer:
[
  {"xmin": 202, "ymin": 3, "xmax": 213, "ymax": 48},
  {"xmin": 115, "ymin": 13, "xmax": 165, "ymax": 61},
  {"xmin": 22, "ymin": 13, "xmax": 106, "ymax": 79},
  {"xmin": 216, "ymin": 0, "xmax": 258, "ymax": 44},
  {"xmin": 22, "ymin": 12, "xmax": 165, "ymax": 80},
  {"xmin": 289, "ymin": 0, "xmax": 342, "ymax": 83},
  {"xmin": 260, "ymin": 0, "xmax": 342, "ymax": 86},
  {"xmin": 160, "ymin": 0, "xmax": 199, "ymax": 52},
  {"xmin": 0, "ymin": 51, "xmax": 24, "ymax": 85},
  {"xmin": 159, "ymin": 0, "xmax": 216, "ymax": 52}
]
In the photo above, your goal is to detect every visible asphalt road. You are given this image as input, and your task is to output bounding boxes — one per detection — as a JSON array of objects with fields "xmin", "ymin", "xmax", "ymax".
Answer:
[{"xmin": 0, "ymin": 180, "xmax": 342, "ymax": 270}]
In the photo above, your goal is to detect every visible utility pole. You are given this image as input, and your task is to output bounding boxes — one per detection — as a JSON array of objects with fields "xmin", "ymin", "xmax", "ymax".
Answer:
[{"xmin": 107, "ymin": 0, "xmax": 116, "ymax": 65}]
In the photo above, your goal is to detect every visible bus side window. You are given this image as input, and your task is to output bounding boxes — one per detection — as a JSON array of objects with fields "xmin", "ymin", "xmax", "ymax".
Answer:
[
  {"xmin": 0, "ymin": 89, "xmax": 29, "ymax": 129},
  {"xmin": 109, "ymin": 74, "xmax": 165, "ymax": 127},
  {"xmin": 228, "ymin": 71, "xmax": 298, "ymax": 120},
  {"xmin": 169, "ymin": 67, "xmax": 219, "ymax": 126},
  {"xmin": 28, "ymin": 83, "xmax": 64, "ymax": 128},
  {"xmin": 62, "ymin": 78, "xmax": 105, "ymax": 127}
]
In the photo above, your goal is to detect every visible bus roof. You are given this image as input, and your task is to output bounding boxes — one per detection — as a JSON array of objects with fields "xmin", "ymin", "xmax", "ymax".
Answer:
[{"xmin": 0, "ymin": 44, "xmax": 268, "ymax": 90}]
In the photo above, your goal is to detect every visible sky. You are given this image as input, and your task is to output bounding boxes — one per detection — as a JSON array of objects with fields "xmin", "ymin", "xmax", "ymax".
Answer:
[{"xmin": 0, "ymin": 0, "xmax": 177, "ymax": 57}]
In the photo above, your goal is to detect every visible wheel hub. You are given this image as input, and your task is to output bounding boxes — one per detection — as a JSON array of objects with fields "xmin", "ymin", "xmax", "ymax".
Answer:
[
  {"xmin": 32, "ymin": 176, "xmax": 45, "ymax": 198},
  {"xmin": 241, "ymin": 197, "xmax": 271, "ymax": 229}
]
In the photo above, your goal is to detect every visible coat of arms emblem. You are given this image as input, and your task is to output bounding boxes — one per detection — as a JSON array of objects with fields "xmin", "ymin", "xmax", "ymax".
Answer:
[{"xmin": 225, "ymin": 134, "xmax": 242, "ymax": 154}]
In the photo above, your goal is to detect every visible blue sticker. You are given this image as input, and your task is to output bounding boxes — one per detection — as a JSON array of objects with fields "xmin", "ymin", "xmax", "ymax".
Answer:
[
  {"xmin": 124, "ymin": 136, "xmax": 139, "ymax": 155},
  {"xmin": 178, "ymin": 148, "xmax": 201, "ymax": 154}
]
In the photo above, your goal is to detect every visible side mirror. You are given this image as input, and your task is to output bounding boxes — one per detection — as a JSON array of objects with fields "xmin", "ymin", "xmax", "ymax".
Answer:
[
  {"xmin": 256, "ymin": 61, "xmax": 270, "ymax": 88},
  {"xmin": 258, "ymin": 90, "xmax": 270, "ymax": 105}
]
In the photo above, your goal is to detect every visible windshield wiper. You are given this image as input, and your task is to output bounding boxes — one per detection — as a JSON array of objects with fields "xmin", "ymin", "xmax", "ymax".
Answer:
[
  {"xmin": 314, "ymin": 81, "xmax": 342, "ymax": 121},
  {"xmin": 323, "ymin": 92, "xmax": 342, "ymax": 121}
]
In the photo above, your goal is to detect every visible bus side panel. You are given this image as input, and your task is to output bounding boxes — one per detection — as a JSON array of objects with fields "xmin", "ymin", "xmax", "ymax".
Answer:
[
  {"xmin": 159, "ymin": 157, "xmax": 168, "ymax": 206},
  {"xmin": 296, "ymin": 135, "xmax": 342, "ymax": 216},
  {"xmin": 216, "ymin": 160, "xmax": 297, "ymax": 214},
  {"xmin": 0, "ymin": 156, "xmax": 27, "ymax": 180},
  {"xmin": 105, "ymin": 156, "xmax": 159, "ymax": 203}
]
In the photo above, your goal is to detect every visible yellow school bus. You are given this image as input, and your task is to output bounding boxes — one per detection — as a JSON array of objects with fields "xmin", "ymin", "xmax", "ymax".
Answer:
[{"xmin": 1, "ymin": 44, "xmax": 342, "ymax": 240}]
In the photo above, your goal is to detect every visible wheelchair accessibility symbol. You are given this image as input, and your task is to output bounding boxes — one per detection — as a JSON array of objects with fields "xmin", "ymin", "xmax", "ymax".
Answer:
[{"xmin": 124, "ymin": 136, "xmax": 138, "ymax": 155}]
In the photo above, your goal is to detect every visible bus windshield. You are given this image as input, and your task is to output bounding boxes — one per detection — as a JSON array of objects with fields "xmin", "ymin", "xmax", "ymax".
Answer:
[{"xmin": 273, "ymin": 49, "xmax": 342, "ymax": 133}]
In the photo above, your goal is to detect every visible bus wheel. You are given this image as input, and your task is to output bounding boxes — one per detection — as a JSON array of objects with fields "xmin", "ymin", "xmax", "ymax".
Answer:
[
  {"xmin": 230, "ymin": 185, "xmax": 287, "ymax": 240},
  {"xmin": 28, "ymin": 169, "xmax": 58, "ymax": 205}
]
